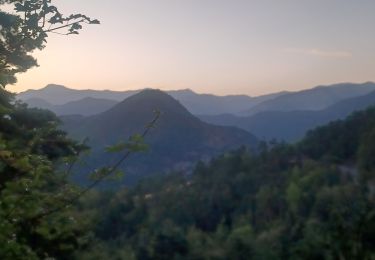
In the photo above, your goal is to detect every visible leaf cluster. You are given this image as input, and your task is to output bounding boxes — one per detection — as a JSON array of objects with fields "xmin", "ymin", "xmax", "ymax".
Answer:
[{"xmin": 0, "ymin": 0, "xmax": 99, "ymax": 87}]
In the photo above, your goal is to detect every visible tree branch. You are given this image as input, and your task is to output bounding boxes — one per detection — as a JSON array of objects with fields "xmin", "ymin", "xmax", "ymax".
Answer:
[
  {"xmin": 43, "ymin": 19, "xmax": 85, "ymax": 33},
  {"xmin": 25, "ymin": 111, "xmax": 161, "ymax": 222}
]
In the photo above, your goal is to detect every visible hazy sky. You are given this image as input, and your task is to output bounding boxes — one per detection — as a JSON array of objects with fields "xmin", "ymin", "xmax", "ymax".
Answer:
[{"xmin": 8, "ymin": 0, "xmax": 375, "ymax": 96}]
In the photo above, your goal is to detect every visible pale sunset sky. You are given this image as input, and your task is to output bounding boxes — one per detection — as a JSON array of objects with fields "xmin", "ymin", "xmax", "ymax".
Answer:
[{"xmin": 8, "ymin": 0, "xmax": 375, "ymax": 96}]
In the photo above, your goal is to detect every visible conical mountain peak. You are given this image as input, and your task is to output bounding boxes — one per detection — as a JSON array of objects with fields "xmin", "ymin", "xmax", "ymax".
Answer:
[
  {"xmin": 103, "ymin": 88, "xmax": 193, "ymax": 119},
  {"xmin": 43, "ymin": 84, "xmax": 70, "ymax": 91},
  {"xmin": 61, "ymin": 87, "xmax": 257, "ymax": 184}
]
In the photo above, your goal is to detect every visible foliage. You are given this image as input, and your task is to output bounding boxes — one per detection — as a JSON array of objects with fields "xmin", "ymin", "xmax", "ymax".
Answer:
[
  {"xmin": 0, "ymin": 89, "xmax": 157, "ymax": 258},
  {"xmin": 0, "ymin": 1, "xmax": 100, "ymax": 258},
  {"xmin": 76, "ymin": 107, "xmax": 375, "ymax": 259},
  {"xmin": 0, "ymin": 89, "xmax": 92, "ymax": 258},
  {"xmin": 0, "ymin": 0, "xmax": 99, "ymax": 88}
]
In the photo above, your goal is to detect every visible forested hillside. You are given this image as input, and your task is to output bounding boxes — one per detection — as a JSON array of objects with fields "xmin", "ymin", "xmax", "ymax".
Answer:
[
  {"xmin": 74, "ymin": 107, "xmax": 375, "ymax": 259},
  {"xmin": 61, "ymin": 89, "xmax": 258, "ymax": 185},
  {"xmin": 2, "ymin": 88, "xmax": 374, "ymax": 259}
]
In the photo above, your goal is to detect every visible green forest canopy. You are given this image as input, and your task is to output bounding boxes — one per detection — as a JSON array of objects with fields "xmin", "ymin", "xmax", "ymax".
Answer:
[{"xmin": 76, "ymin": 107, "xmax": 375, "ymax": 259}]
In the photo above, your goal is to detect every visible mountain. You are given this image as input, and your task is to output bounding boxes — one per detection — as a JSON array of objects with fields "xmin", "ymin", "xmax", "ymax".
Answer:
[
  {"xmin": 55, "ymin": 97, "xmax": 118, "ymax": 116},
  {"xmin": 19, "ymin": 82, "xmax": 375, "ymax": 117},
  {"xmin": 18, "ymin": 84, "xmax": 138, "ymax": 105},
  {"xmin": 61, "ymin": 89, "xmax": 258, "ymax": 185},
  {"xmin": 167, "ymin": 88, "xmax": 285, "ymax": 115},
  {"xmin": 23, "ymin": 98, "xmax": 55, "ymax": 110},
  {"xmin": 199, "ymin": 90, "xmax": 375, "ymax": 142},
  {"xmin": 25, "ymin": 97, "xmax": 118, "ymax": 116},
  {"xmin": 18, "ymin": 84, "xmax": 285, "ymax": 115},
  {"xmin": 242, "ymin": 82, "xmax": 375, "ymax": 115}
]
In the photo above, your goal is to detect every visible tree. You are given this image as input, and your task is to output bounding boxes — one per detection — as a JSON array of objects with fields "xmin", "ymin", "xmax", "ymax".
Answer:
[
  {"xmin": 0, "ymin": 1, "xmax": 99, "ymax": 258},
  {"xmin": 0, "ymin": 0, "xmax": 99, "ymax": 88}
]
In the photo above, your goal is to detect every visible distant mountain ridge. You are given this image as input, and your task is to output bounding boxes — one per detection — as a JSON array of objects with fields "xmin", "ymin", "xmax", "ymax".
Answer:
[
  {"xmin": 19, "ymin": 82, "xmax": 375, "ymax": 116},
  {"xmin": 200, "ymin": 89, "xmax": 375, "ymax": 142},
  {"xmin": 18, "ymin": 84, "xmax": 285, "ymax": 116},
  {"xmin": 242, "ymin": 82, "xmax": 375, "ymax": 115},
  {"xmin": 18, "ymin": 84, "xmax": 138, "ymax": 104},
  {"xmin": 166, "ymin": 88, "xmax": 284, "ymax": 115},
  {"xmin": 20, "ymin": 82, "xmax": 375, "ymax": 145},
  {"xmin": 61, "ymin": 89, "xmax": 258, "ymax": 185},
  {"xmin": 25, "ymin": 97, "xmax": 118, "ymax": 116}
]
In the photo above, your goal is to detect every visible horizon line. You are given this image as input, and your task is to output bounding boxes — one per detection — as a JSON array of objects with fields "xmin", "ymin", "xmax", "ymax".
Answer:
[{"xmin": 14, "ymin": 80, "xmax": 375, "ymax": 98}]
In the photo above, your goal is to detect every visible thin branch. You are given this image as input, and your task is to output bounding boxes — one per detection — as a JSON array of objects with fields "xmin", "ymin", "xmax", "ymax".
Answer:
[
  {"xmin": 42, "ymin": 13, "xmax": 45, "ymax": 28},
  {"xmin": 26, "ymin": 111, "xmax": 161, "ymax": 222},
  {"xmin": 62, "ymin": 141, "xmax": 88, "ymax": 179},
  {"xmin": 43, "ymin": 19, "xmax": 85, "ymax": 33}
]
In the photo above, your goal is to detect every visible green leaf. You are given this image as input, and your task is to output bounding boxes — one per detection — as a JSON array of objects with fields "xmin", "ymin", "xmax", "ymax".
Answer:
[
  {"xmin": 14, "ymin": 3, "xmax": 26, "ymax": 12},
  {"xmin": 130, "ymin": 134, "xmax": 144, "ymax": 143},
  {"xmin": 105, "ymin": 142, "xmax": 128, "ymax": 153}
]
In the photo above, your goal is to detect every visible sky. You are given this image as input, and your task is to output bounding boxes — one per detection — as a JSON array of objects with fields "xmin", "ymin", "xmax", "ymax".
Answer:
[{"xmin": 8, "ymin": 0, "xmax": 375, "ymax": 96}]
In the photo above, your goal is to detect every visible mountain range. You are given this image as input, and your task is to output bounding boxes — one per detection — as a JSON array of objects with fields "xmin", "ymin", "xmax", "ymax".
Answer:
[
  {"xmin": 19, "ymin": 82, "xmax": 375, "ymax": 117},
  {"xmin": 18, "ymin": 82, "xmax": 375, "ymax": 144},
  {"xmin": 61, "ymin": 89, "xmax": 258, "ymax": 185},
  {"xmin": 18, "ymin": 84, "xmax": 284, "ymax": 116},
  {"xmin": 241, "ymin": 82, "xmax": 375, "ymax": 115},
  {"xmin": 25, "ymin": 97, "xmax": 118, "ymax": 116},
  {"xmin": 199, "ymin": 89, "xmax": 375, "ymax": 142}
]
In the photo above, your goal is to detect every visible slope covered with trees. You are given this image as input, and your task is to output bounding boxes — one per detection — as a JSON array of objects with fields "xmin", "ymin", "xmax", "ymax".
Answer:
[
  {"xmin": 75, "ymin": 107, "xmax": 375, "ymax": 259},
  {"xmin": 61, "ymin": 89, "xmax": 258, "ymax": 185}
]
